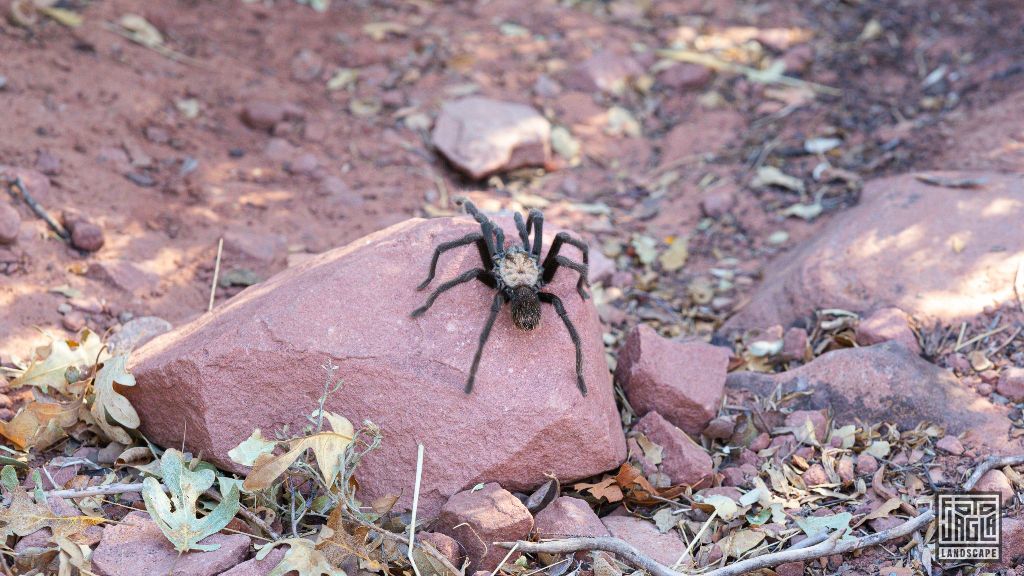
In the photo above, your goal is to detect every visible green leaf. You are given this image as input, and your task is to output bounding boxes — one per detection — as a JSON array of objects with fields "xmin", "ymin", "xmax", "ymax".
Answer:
[
  {"xmin": 257, "ymin": 538, "xmax": 346, "ymax": 576},
  {"xmin": 228, "ymin": 429, "xmax": 278, "ymax": 467},
  {"xmin": 794, "ymin": 512, "xmax": 854, "ymax": 542},
  {"xmin": 142, "ymin": 449, "xmax": 240, "ymax": 552}
]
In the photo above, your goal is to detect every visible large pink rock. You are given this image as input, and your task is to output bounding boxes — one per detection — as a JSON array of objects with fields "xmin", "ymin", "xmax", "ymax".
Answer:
[
  {"xmin": 616, "ymin": 325, "xmax": 729, "ymax": 435},
  {"xmin": 634, "ymin": 411, "xmax": 712, "ymax": 486},
  {"xmin": 534, "ymin": 496, "xmax": 609, "ymax": 539},
  {"xmin": 432, "ymin": 97, "xmax": 551, "ymax": 179},
  {"xmin": 92, "ymin": 511, "xmax": 251, "ymax": 576},
  {"xmin": 725, "ymin": 172, "xmax": 1024, "ymax": 330},
  {"xmin": 435, "ymin": 482, "xmax": 534, "ymax": 572},
  {"xmin": 127, "ymin": 217, "xmax": 625, "ymax": 516},
  {"xmin": 726, "ymin": 342, "xmax": 1016, "ymax": 452}
]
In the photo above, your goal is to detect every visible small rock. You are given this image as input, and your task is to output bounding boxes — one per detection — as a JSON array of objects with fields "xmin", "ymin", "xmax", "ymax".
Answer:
[
  {"xmin": 855, "ymin": 453, "xmax": 878, "ymax": 476},
  {"xmin": 0, "ymin": 202, "xmax": 21, "ymax": 245},
  {"xmin": 144, "ymin": 126, "xmax": 170, "ymax": 145},
  {"xmin": 856, "ymin": 307, "xmax": 921, "ymax": 354},
  {"xmin": 775, "ymin": 561, "xmax": 805, "ymax": 576},
  {"xmin": 286, "ymin": 153, "xmax": 319, "ymax": 176},
  {"xmin": 802, "ymin": 464, "xmax": 828, "ymax": 486},
  {"xmin": 997, "ymin": 367, "xmax": 1024, "ymax": 402},
  {"xmin": 263, "ymin": 138, "xmax": 296, "ymax": 163},
  {"xmin": 62, "ymin": 312, "xmax": 86, "ymax": 332},
  {"xmin": 635, "ymin": 411, "xmax": 713, "ymax": 486},
  {"xmin": 417, "ymin": 532, "xmax": 462, "ymax": 568},
  {"xmin": 125, "ymin": 172, "xmax": 155, "ymax": 188},
  {"xmin": 88, "ymin": 260, "xmax": 159, "ymax": 295},
  {"xmin": 290, "ymin": 49, "xmax": 324, "ymax": 82},
  {"xmin": 241, "ymin": 101, "xmax": 285, "ymax": 132},
  {"xmin": 534, "ymin": 496, "xmax": 609, "ymax": 539},
  {"xmin": 223, "ymin": 229, "xmax": 287, "ymax": 266},
  {"xmin": 657, "ymin": 63, "xmax": 712, "ymax": 92},
  {"xmin": 782, "ymin": 44, "xmax": 814, "ymax": 74},
  {"xmin": 432, "ymin": 97, "xmax": 551, "ymax": 179},
  {"xmin": 702, "ymin": 416, "xmax": 735, "ymax": 440},
  {"xmin": 533, "ymin": 74, "xmax": 562, "ymax": 98},
  {"xmin": 781, "ymin": 327, "xmax": 809, "ymax": 362},
  {"xmin": 784, "ymin": 410, "xmax": 828, "ymax": 444},
  {"xmin": 749, "ymin": 432, "xmax": 771, "ymax": 452},
  {"xmin": 96, "ymin": 442, "xmax": 126, "ymax": 465},
  {"xmin": 836, "ymin": 456, "xmax": 855, "ymax": 483},
  {"xmin": 971, "ymin": 470, "xmax": 1015, "ymax": 505},
  {"xmin": 435, "ymin": 482, "xmax": 534, "ymax": 572},
  {"xmin": 93, "ymin": 511, "xmax": 250, "ymax": 576},
  {"xmin": 601, "ymin": 516, "xmax": 687, "ymax": 566},
  {"xmin": 935, "ymin": 435, "xmax": 965, "ymax": 456},
  {"xmin": 67, "ymin": 218, "xmax": 106, "ymax": 253},
  {"xmin": 108, "ymin": 316, "xmax": 173, "ymax": 355},
  {"xmin": 0, "ymin": 75, "xmax": 6, "ymax": 90},
  {"xmin": 617, "ymin": 324, "xmax": 730, "ymax": 434},
  {"xmin": 564, "ymin": 50, "xmax": 643, "ymax": 95},
  {"xmin": 35, "ymin": 149, "xmax": 61, "ymax": 175},
  {"xmin": 219, "ymin": 547, "xmax": 286, "ymax": 576},
  {"xmin": 700, "ymin": 184, "xmax": 736, "ymax": 218}
]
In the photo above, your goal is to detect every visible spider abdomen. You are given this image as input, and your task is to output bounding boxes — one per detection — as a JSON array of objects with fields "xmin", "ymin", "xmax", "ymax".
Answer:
[{"xmin": 509, "ymin": 285, "xmax": 542, "ymax": 331}]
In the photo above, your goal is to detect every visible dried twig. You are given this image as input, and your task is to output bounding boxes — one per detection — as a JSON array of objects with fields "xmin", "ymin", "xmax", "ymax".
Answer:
[
  {"xmin": 498, "ymin": 454, "xmax": 1024, "ymax": 576},
  {"xmin": 408, "ymin": 444, "xmax": 426, "ymax": 576},
  {"xmin": 962, "ymin": 454, "xmax": 1024, "ymax": 491},
  {"xmin": 6, "ymin": 176, "xmax": 69, "ymax": 240},
  {"xmin": 208, "ymin": 237, "xmax": 223, "ymax": 312}
]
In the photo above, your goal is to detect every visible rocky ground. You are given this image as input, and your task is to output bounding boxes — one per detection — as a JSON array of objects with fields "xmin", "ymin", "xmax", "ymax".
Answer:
[{"xmin": 1, "ymin": 0, "xmax": 1024, "ymax": 575}]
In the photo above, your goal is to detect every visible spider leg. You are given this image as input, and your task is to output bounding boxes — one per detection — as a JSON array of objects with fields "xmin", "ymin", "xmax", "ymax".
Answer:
[
  {"xmin": 417, "ymin": 232, "xmax": 487, "ymax": 290},
  {"xmin": 411, "ymin": 268, "xmax": 495, "ymax": 318},
  {"xmin": 538, "ymin": 292, "xmax": 587, "ymax": 396},
  {"xmin": 525, "ymin": 209, "xmax": 544, "ymax": 258},
  {"xmin": 465, "ymin": 291, "xmax": 505, "ymax": 393},
  {"xmin": 494, "ymin": 226, "xmax": 506, "ymax": 253},
  {"xmin": 514, "ymin": 212, "xmax": 530, "ymax": 251},
  {"xmin": 461, "ymin": 199, "xmax": 498, "ymax": 259},
  {"xmin": 542, "ymin": 232, "xmax": 591, "ymax": 300}
]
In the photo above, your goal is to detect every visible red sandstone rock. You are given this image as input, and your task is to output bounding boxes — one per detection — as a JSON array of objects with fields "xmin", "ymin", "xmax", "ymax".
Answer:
[{"xmin": 435, "ymin": 483, "xmax": 533, "ymax": 572}]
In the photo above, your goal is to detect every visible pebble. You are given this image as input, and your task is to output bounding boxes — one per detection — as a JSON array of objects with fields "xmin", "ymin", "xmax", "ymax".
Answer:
[
  {"xmin": 35, "ymin": 149, "xmax": 61, "ymax": 175},
  {"xmin": 70, "ymin": 220, "xmax": 105, "ymax": 252},
  {"xmin": 935, "ymin": 435, "xmax": 965, "ymax": 455},
  {"xmin": 61, "ymin": 312, "xmax": 86, "ymax": 332},
  {"xmin": 287, "ymin": 153, "xmax": 319, "ymax": 175},
  {"xmin": 700, "ymin": 184, "xmax": 736, "ymax": 218},
  {"xmin": 241, "ymin": 101, "xmax": 285, "ymax": 132},
  {"xmin": 0, "ymin": 202, "xmax": 21, "ymax": 245},
  {"xmin": 855, "ymin": 453, "xmax": 879, "ymax": 476},
  {"xmin": 125, "ymin": 172, "xmax": 155, "ymax": 188},
  {"xmin": 0, "ymin": 75, "xmax": 7, "ymax": 90}
]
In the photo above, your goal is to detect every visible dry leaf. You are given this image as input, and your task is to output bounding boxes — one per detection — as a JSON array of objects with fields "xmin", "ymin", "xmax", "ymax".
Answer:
[
  {"xmin": 258, "ymin": 536, "xmax": 346, "ymax": 576},
  {"xmin": 718, "ymin": 529, "xmax": 765, "ymax": 557},
  {"xmin": 752, "ymin": 166, "xmax": 805, "ymax": 193},
  {"xmin": 228, "ymin": 429, "xmax": 277, "ymax": 467},
  {"xmin": 0, "ymin": 400, "xmax": 81, "ymax": 451},
  {"xmin": 659, "ymin": 237, "xmax": 689, "ymax": 272},
  {"xmin": 244, "ymin": 413, "xmax": 353, "ymax": 490},
  {"xmin": 12, "ymin": 330, "xmax": 107, "ymax": 394},
  {"xmin": 89, "ymin": 354, "xmax": 141, "ymax": 445}
]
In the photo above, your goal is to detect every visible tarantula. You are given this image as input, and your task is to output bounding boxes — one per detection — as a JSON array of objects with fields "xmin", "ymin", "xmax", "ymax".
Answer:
[{"xmin": 410, "ymin": 200, "xmax": 591, "ymax": 396}]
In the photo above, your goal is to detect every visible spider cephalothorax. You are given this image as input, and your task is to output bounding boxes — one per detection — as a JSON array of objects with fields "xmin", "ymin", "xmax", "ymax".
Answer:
[{"xmin": 410, "ymin": 199, "xmax": 591, "ymax": 395}]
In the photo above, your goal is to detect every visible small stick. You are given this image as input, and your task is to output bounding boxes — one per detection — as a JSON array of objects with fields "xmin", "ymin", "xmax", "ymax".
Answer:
[
  {"xmin": 7, "ymin": 176, "xmax": 69, "ymax": 240},
  {"xmin": 208, "ymin": 237, "xmax": 223, "ymax": 312},
  {"xmin": 408, "ymin": 444, "xmax": 425, "ymax": 576},
  {"xmin": 962, "ymin": 454, "xmax": 1024, "ymax": 491},
  {"xmin": 490, "ymin": 542, "xmax": 520, "ymax": 576},
  {"xmin": 953, "ymin": 324, "xmax": 1010, "ymax": 352}
]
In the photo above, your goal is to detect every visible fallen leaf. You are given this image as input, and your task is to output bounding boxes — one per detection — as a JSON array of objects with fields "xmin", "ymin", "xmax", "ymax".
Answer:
[
  {"xmin": 12, "ymin": 330, "xmax": 107, "ymax": 394},
  {"xmin": 89, "ymin": 354, "xmax": 141, "ymax": 445},
  {"xmin": 228, "ymin": 429, "xmax": 278, "ymax": 467},
  {"xmin": 0, "ymin": 400, "xmax": 81, "ymax": 451},
  {"xmin": 855, "ymin": 497, "xmax": 903, "ymax": 527},
  {"xmin": 244, "ymin": 413, "xmax": 353, "ymax": 490},
  {"xmin": 635, "ymin": 433, "xmax": 664, "ymax": 465},
  {"xmin": 258, "ymin": 537, "xmax": 346, "ymax": 576},
  {"xmin": 863, "ymin": 441, "xmax": 891, "ymax": 459},
  {"xmin": 631, "ymin": 235, "xmax": 658, "ymax": 265},
  {"xmin": 119, "ymin": 14, "xmax": 163, "ymax": 47},
  {"xmin": 551, "ymin": 126, "xmax": 581, "ymax": 162},
  {"xmin": 659, "ymin": 237, "xmax": 689, "ymax": 271},
  {"xmin": 362, "ymin": 21, "xmax": 407, "ymax": 41},
  {"xmin": 696, "ymin": 494, "xmax": 740, "ymax": 520},
  {"xmin": 573, "ymin": 477, "xmax": 623, "ymax": 503},
  {"xmin": 781, "ymin": 201, "xmax": 823, "ymax": 221},
  {"xmin": 718, "ymin": 529, "xmax": 765, "ymax": 557},
  {"xmin": 804, "ymin": 137, "xmax": 842, "ymax": 154},
  {"xmin": 142, "ymin": 449, "xmax": 240, "ymax": 552},
  {"xmin": 752, "ymin": 166, "xmax": 805, "ymax": 193},
  {"xmin": 794, "ymin": 511, "xmax": 853, "ymax": 540},
  {"xmin": 652, "ymin": 508, "xmax": 677, "ymax": 533},
  {"xmin": 605, "ymin": 106, "xmax": 641, "ymax": 138},
  {"xmin": 0, "ymin": 466, "xmax": 105, "ymax": 541}
]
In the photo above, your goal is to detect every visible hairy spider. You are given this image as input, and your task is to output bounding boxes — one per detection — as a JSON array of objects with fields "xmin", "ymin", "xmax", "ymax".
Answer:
[{"xmin": 410, "ymin": 199, "xmax": 591, "ymax": 396}]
